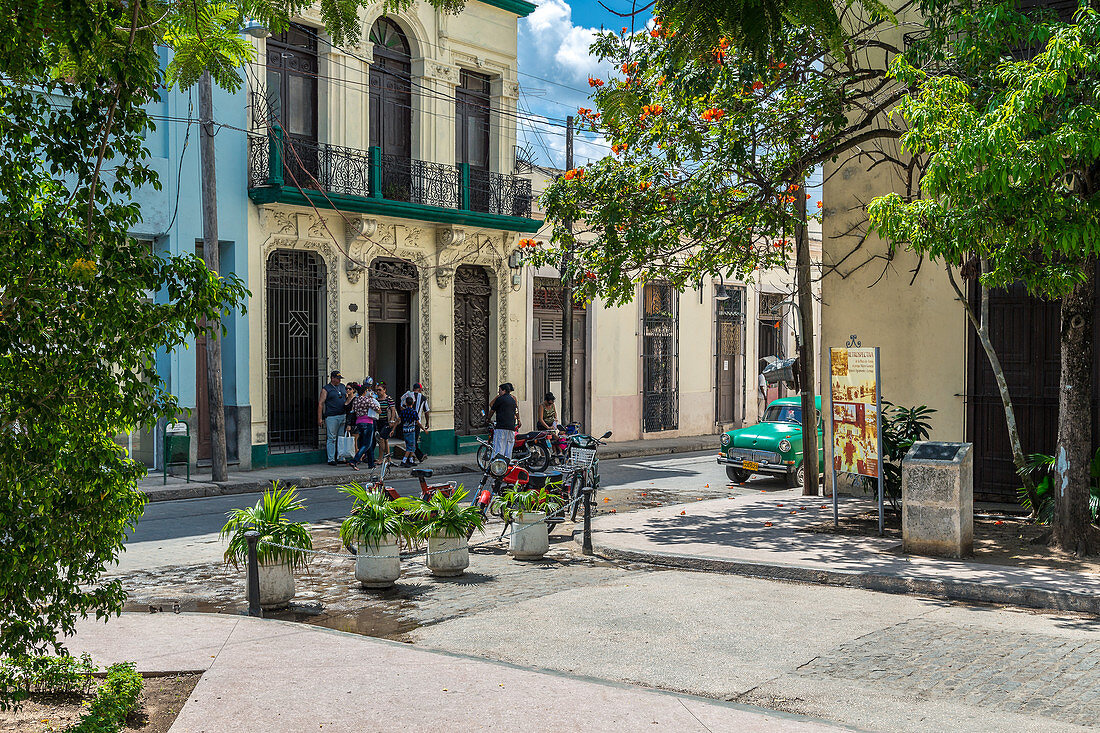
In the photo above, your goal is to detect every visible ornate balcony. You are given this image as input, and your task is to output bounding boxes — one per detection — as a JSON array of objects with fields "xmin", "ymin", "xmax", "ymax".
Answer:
[{"xmin": 248, "ymin": 128, "xmax": 539, "ymax": 231}]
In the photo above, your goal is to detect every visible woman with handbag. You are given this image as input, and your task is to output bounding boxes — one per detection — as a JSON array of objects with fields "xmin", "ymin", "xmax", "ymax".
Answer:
[{"xmin": 348, "ymin": 382, "xmax": 381, "ymax": 470}]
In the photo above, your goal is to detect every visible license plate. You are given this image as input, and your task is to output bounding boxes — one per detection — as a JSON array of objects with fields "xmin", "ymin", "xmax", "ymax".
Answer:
[{"xmin": 743, "ymin": 460, "xmax": 759, "ymax": 471}]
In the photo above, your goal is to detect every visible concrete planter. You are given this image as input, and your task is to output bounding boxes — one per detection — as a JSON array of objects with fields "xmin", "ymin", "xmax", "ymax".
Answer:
[
  {"xmin": 257, "ymin": 562, "xmax": 295, "ymax": 610},
  {"xmin": 425, "ymin": 534, "xmax": 468, "ymax": 576},
  {"xmin": 510, "ymin": 511, "xmax": 549, "ymax": 559},
  {"xmin": 355, "ymin": 535, "xmax": 402, "ymax": 588}
]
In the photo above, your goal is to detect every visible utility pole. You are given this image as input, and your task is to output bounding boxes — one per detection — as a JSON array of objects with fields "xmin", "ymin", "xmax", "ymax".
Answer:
[
  {"xmin": 199, "ymin": 70, "xmax": 228, "ymax": 482},
  {"xmin": 794, "ymin": 185, "xmax": 819, "ymax": 495},
  {"xmin": 560, "ymin": 115, "xmax": 574, "ymax": 424}
]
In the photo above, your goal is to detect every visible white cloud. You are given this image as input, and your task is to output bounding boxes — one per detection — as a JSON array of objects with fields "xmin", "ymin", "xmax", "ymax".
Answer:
[{"xmin": 517, "ymin": 1, "xmax": 611, "ymax": 167}]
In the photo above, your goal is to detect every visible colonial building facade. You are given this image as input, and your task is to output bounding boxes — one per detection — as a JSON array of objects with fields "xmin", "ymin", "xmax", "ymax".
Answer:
[{"xmin": 243, "ymin": 1, "xmax": 540, "ymax": 467}]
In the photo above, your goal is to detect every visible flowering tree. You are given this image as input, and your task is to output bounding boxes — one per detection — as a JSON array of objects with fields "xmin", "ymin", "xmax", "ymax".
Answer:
[
  {"xmin": 869, "ymin": 3, "xmax": 1100, "ymax": 554},
  {"xmin": 535, "ymin": 11, "xmax": 905, "ymax": 492}
]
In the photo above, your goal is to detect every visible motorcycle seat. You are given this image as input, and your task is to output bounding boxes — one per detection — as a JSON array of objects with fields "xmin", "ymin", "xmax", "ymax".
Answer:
[{"xmin": 410, "ymin": 468, "xmax": 433, "ymax": 479}]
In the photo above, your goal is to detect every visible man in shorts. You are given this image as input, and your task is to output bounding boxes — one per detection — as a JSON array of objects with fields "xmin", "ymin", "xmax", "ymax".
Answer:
[{"xmin": 486, "ymin": 383, "xmax": 520, "ymax": 459}]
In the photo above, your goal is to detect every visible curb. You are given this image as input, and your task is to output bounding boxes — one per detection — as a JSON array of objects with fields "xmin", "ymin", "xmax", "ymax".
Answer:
[
  {"xmin": 583, "ymin": 540, "xmax": 1100, "ymax": 616},
  {"xmin": 142, "ymin": 443, "xmax": 717, "ymax": 502},
  {"xmin": 143, "ymin": 461, "xmax": 476, "ymax": 502}
]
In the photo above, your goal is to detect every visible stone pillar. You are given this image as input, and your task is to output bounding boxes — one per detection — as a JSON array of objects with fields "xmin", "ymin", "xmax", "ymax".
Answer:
[{"xmin": 901, "ymin": 441, "xmax": 974, "ymax": 558}]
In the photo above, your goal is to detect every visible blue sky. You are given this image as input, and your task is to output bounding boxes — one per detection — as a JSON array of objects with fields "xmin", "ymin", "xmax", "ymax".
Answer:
[{"xmin": 515, "ymin": 0, "xmax": 637, "ymax": 168}]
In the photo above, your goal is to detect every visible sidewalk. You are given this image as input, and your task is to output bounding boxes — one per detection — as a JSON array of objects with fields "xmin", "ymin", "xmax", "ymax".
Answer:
[
  {"xmin": 141, "ymin": 434, "xmax": 715, "ymax": 502},
  {"xmin": 64, "ymin": 612, "xmax": 847, "ymax": 732},
  {"xmin": 584, "ymin": 489, "xmax": 1100, "ymax": 615}
]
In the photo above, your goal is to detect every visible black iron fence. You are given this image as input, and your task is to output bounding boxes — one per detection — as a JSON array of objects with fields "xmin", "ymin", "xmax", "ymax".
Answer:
[{"xmin": 249, "ymin": 129, "xmax": 533, "ymax": 219}]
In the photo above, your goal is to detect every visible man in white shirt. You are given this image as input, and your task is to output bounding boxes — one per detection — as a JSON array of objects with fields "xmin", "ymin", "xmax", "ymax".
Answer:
[
  {"xmin": 400, "ymin": 382, "xmax": 430, "ymax": 461},
  {"xmin": 758, "ymin": 372, "xmax": 768, "ymax": 422}
]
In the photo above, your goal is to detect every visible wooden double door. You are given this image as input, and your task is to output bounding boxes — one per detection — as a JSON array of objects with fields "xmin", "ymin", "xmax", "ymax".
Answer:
[
  {"xmin": 967, "ymin": 267, "xmax": 1100, "ymax": 503},
  {"xmin": 454, "ymin": 266, "xmax": 492, "ymax": 436}
]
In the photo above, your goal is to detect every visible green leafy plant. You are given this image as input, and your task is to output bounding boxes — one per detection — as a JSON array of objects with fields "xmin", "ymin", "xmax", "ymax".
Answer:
[
  {"xmin": 338, "ymin": 483, "xmax": 418, "ymax": 550},
  {"xmin": 881, "ymin": 402, "xmax": 936, "ymax": 511},
  {"xmin": 491, "ymin": 486, "xmax": 565, "ymax": 523},
  {"xmin": 407, "ymin": 488, "xmax": 487, "ymax": 539},
  {"xmin": 1019, "ymin": 450, "xmax": 1100, "ymax": 527},
  {"xmin": 69, "ymin": 662, "xmax": 143, "ymax": 733},
  {"xmin": 221, "ymin": 482, "xmax": 313, "ymax": 570},
  {"xmin": 0, "ymin": 654, "xmax": 97, "ymax": 708}
]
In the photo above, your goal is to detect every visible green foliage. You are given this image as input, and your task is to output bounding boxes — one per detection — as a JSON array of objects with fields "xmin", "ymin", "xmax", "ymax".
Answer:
[
  {"xmin": 0, "ymin": 0, "xmax": 248, "ymax": 699},
  {"xmin": 221, "ymin": 482, "xmax": 313, "ymax": 570},
  {"xmin": 339, "ymin": 483, "xmax": 418, "ymax": 550},
  {"xmin": 406, "ymin": 487, "xmax": 487, "ymax": 539},
  {"xmin": 534, "ymin": 16, "xmax": 896, "ymax": 306},
  {"xmin": 491, "ymin": 486, "xmax": 565, "ymax": 523},
  {"xmin": 881, "ymin": 403, "xmax": 936, "ymax": 509},
  {"xmin": 1018, "ymin": 451, "xmax": 1100, "ymax": 526},
  {"xmin": 654, "ymin": 0, "xmax": 895, "ymax": 63},
  {"xmin": 69, "ymin": 662, "xmax": 143, "ymax": 733},
  {"xmin": 0, "ymin": 654, "xmax": 97, "ymax": 709},
  {"xmin": 868, "ymin": 3, "xmax": 1100, "ymax": 298}
]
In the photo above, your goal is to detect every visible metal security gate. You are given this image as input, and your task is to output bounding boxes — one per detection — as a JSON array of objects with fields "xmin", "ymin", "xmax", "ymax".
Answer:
[
  {"xmin": 454, "ymin": 265, "xmax": 491, "ymax": 436},
  {"xmin": 267, "ymin": 250, "xmax": 327, "ymax": 453},
  {"xmin": 643, "ymin": 282, "xmax": 678, "ymax": 432},
  {"xmin": 716, "ymin": 287, "xmax": 745, "ymax": 425}
]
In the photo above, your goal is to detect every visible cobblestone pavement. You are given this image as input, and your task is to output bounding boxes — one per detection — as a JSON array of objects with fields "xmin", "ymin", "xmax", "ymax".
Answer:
[
  {"xmin": 794, "ymin": 617, "xmax": 1100, "ymax": 727},
  {"xmin": 118, "ymin": 521, "xmax": 666, "ymax": 639}
]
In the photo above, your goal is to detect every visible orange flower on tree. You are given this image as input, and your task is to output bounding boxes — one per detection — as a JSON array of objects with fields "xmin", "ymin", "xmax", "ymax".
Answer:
[
  {"xmin": 588, "ymin": 76, "xmax": 604, "ymax": 88},
  {"xmin": 700, "ymin": 107, "xmax": 725, "ymax": 122},
  {"xmin": 638, "ymin": 181, "xmax": 652, "ymax": 191},
  {"xmin": 752, "ymin": 81, "xmax": 765, "ymax": 91},
  {"xmin": 564, "ymin": 168, "xmax": 585, "ymax": 181},
  {"xmin": 816, "ymin": 201, "xmax": 823, "ymax": 208}
]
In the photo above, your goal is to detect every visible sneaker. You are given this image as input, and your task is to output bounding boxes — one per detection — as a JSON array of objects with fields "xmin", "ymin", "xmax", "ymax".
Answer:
[{"xmin": 327, "ymin": 461, "xmax": 338, "ymax": 466}]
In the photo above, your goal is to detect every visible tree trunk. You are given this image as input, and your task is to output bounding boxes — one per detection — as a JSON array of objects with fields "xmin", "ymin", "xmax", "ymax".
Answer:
[
  {"xmin": 1052, "ymin": 261, "xmax": 1096, "ymax": 556},
  {"xmin": 199, "ymin": 71, "xmax": 228, "ymax": 483},
  {"xmin": 795, "ymin": 189, "xmax": 819, "ymax": 495}
]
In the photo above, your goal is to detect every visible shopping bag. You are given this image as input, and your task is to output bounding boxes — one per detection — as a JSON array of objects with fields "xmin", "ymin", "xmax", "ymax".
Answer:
[{"xmin": 336, "ymin": 433, "xmax": 356, "ymax": 461}]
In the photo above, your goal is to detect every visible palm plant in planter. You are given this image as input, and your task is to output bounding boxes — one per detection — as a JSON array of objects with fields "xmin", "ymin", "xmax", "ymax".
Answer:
[
  {"xmin": 339, "ymin": 483, "xmax": 417, "ymax": 588},
  {"xmin": 491, "ymin": 486, "xmax": 564, "ymax": 560},
  {"xmin": 221, "ymin": 482, "xmax": 312, "ymax": 609},
  {"xmin": 407, "ymin": 487, "xmax": 486, "ymax": 577}
]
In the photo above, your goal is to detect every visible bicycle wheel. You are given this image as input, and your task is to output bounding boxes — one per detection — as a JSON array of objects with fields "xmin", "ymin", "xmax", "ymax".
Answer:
[
  {"xmin": 569, "ymin": 474, "xmax": 585, "ymax": 522},
  {"xmin": 476, "ymin": 444, "xmax": 491, "ymax": 471}
]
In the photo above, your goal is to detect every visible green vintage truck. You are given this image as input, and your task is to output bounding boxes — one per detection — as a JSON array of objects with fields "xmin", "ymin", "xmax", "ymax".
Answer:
[{"xmin": 717, "ymin": 396, "xmax": 824, "ymax": 488}]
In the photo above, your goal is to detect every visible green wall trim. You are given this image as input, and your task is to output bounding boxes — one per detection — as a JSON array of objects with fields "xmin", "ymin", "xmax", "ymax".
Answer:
[
  {"xmin": 476, "ymin": 0, "xmax": 536, "ymax": 17},
  {"xmin": 249, "ymin": 186, "xmax": 543, "ymax": 233},
  {"xmin": 251, "ymin": 444, "xmax": 268, "ymax": 470},
  {"xmin": 264, "ymin": 448, "xmax": 327, "ymax": 468},
  {"xmin": 423, "ymin": 429, "xmax": 457, "ymax": 456}
]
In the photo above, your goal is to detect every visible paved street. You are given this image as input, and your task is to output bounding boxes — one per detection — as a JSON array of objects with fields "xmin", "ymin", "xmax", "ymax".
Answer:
[{"xmin": 107, "ymin": 451, "xmax": 1100, "ymax": 732}]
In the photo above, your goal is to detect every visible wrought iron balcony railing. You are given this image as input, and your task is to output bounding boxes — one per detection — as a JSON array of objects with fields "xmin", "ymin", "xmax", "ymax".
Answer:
[{"xmin": 248, "ymin": 128, "xmax": 533, "ymax": 221}]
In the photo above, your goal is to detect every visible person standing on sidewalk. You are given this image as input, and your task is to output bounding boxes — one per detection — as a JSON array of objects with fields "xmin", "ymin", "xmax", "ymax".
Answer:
[
  {"xmin": 374, "ymin": 381, "xmax": 396, "ymax": 463},
  {"xmin": 395, "ymin": 396, "xmax": 424, "ymax": 467},
  {"xmin": 401, "ymin": 382, "xmax": 430, "ymax": 462},
  {"xmin": 318, "ymin": 370, "xmax": 349, "ymax": 465},
  {"xmin": 348, "ymin": 383, "xmax": 380, "ymax": 471},
  {"xmin": 486, "ymin": 383, "xmax": 520, "ymax": 459}
]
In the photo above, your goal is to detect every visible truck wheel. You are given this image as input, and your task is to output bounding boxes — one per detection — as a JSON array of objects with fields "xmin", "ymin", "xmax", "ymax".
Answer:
[
  {"xmin": 786, "ymin": 462, "xmax": 805, "ymax": 489},
  {"xmin": 725, "ymin": 467, "xmax": 751, "ymax": 484}
]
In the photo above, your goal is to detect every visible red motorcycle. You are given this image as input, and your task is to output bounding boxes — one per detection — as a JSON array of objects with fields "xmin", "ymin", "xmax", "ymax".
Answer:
[
  {"xmin": 475, "ymin": 428, "xmax": 554, "ymax": 472},
  {"xmin": 468, "ymin": 453, "xmax": 530, "ymax": 538}
]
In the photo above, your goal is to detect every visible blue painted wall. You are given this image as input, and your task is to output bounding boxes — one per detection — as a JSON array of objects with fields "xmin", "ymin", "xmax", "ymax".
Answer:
[{"xmin": 132, "ymin": 51, "xmax": 251, "ymax": 463}]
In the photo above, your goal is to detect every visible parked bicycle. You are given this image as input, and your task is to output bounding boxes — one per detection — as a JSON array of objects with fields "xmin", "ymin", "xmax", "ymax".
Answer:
[
  {"xmin": 560, "ymin": 428, "xmax": 612, "ymax": 521},
  {"xmin": 344, "ymin": 455, "xmax": 457, "ymax": 553}
]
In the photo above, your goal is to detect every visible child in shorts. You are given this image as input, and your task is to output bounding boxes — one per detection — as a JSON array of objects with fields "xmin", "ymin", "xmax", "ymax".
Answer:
[{"xmin": 396, "ymin": 395, "xmax": 423, "ymax": 467}]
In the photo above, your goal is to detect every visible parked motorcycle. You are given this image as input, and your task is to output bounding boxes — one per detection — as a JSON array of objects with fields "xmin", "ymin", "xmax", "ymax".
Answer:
[
  {"xmin": 468, "ymin": 452, "xmax": 530, "ymax": 539},
  {"xmin": 474, "ymin": 427, "xmax": 553, "ymax": 472}
]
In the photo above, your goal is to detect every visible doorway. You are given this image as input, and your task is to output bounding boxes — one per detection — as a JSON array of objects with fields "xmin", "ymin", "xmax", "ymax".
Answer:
[
  {"xmin": 266, "ymin": 249, "xmax": 327, "ymax": 454},
  {"xmin": 368, "ymin": 258, "xmax": 417, "ymax": 393},
  {"xmin": 642, "ymin": 282, "xmax": 678, "ymax": 432},
  {"xmin": 454, "ymin": 265, "xmax": 492, "ymax": 436},
  {"xmin": 716, "ymin": 287, "xmax": 745, "ymax": 426},
  {"xmin": 532, "ymin": 277, "xmax": 586, "ymax": 427}
]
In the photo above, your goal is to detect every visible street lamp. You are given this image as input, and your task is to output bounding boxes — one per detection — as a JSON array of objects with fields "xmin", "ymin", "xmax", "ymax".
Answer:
[{"xmin": 242, "ymin": 18, "xmax": 272, "ymax": 39}]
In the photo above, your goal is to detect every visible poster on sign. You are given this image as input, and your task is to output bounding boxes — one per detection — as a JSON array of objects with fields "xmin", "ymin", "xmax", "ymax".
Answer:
[{"xmin": 829, "ymin": 347, "xmax": 880, "ymax": 478}]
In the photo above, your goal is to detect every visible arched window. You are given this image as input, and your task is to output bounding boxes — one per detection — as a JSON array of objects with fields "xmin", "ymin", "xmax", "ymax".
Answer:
[{"xmin": 369, "ymin": 18, "xmax": 412, "ymax": 161}]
